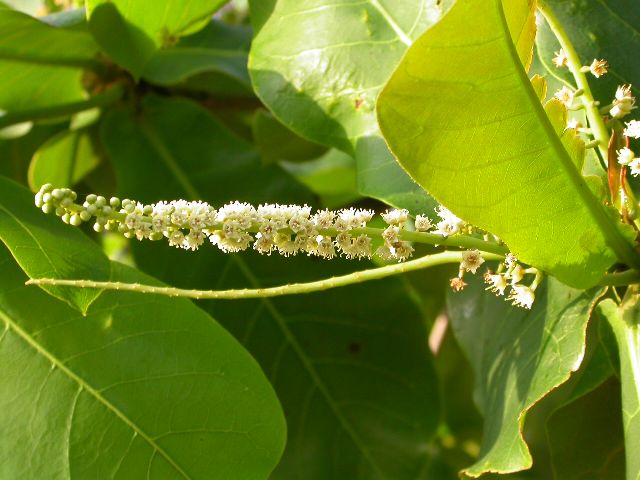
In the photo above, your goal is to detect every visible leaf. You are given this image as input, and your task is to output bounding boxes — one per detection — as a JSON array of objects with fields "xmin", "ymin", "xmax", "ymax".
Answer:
[
  {"xmin": 0, "ymin": 246, "xmax": 286, "ymax": 479},
  {"xmin": 99, "ymin": 96, "xmax": 443, "ymax": 479},
  {"xmin": 142, "ymin": 20, "xmax": 252, "ymax": 91},
  {"xmin": 86, "ymin": 0, "xmax": 228, "ymax": 48},
  {"xmin": 252, "ymin": 110, "xmax": 327, "ymax": 165},
  {"xmin": 599, "ymin": 297, "xmax": 640, "ymax": 480},
  {"xmin": 377, "ymin": 0, "xmax": 638, "ymax": 288},
  {"xmin": 0, "ymin": 176, "xmax": 109, "ymax": 313},
  {"xmin": 28, "ymin": 128, "xmax": 101, "ymax": 190},
  {"xmin": 248, "ymin": 0, "xmax": 444, "ymax": 212},
  {"xmin": 0, "ymin": 4, "xmax": 97, "ymax": 112},
  {"xmin": 446, "ymin": 276, "xmax": 604, "ymax": 477},
  {"xmin": 101, "ymin": 96, "xmax": 309, "ymax": 205},
  {"xmin": 280, "ymin": 148, "xmax": 362, "ymax": 209},
  {"xmin": 536, "ymin": 0, "xmax": 640, "ymax": 104},
  {"xmin": 0, "ymin": 121, "xmax": 66, "ymax": 185},
  {"xmin": 87, "ymin": 2, "xmax": 155, "ymax": 79},
  {"xmin": 546, "ymin": 378, "xmax": 625, "ymax": 480}
]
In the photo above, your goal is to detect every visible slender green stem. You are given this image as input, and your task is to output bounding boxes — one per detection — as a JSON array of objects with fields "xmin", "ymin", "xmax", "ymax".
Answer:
[
  {"xmin": 26, "ymin": 251, "xmax": 504, "ymax": 300},
  {"xmin": 537, "ymin": 1, "xmax": 610, "ymax": 163},
  {"xmin": 599, "ymin": 269, "xmax": 640, "ymax": 286},
  {"xmin": 0, "ymin": 84, "xmax": 124, "ymax": 129},
  {"xmin": 0, "ymin": 51, "xmax": 104, "ymax": 72}
]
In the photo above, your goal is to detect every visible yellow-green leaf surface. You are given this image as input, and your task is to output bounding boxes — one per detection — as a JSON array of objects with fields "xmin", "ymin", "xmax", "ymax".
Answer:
[
  {"xmin": 447, "ymin": 277, "xmax": 604, "ymax": 477},
  {"xmin": 248, "ymin": 0, "xmax": 444, "ymax": 212},
  {"xmin": 599, "ymin": 298, "xmax": 640, "ymax": 480},
  {"xmin": 86, "ymin": 0, "xmax": 227, "ymax": 47},
  {"xmin": 377, "ymin": 0, "xmax": 639, "ymax": 288},
  {"xmin": 0, "ymin": 247, "xmax": 286, "ymax": 479}
]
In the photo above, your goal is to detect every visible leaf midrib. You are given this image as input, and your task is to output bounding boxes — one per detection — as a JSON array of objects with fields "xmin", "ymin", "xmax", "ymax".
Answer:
[
  {"xmin": 0, "ymin": 307, "xmax": 192, "ymax": 480},
  {"xmin": 495, "ymin": 0, "xmax": 640, "ymax": 271},
  {"xmin": 144, "ymin": 115, "xmax": 388, "ymax": 477}
]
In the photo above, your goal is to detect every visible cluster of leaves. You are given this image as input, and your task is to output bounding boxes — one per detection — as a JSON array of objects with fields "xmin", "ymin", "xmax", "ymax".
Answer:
[{"xmin": 1, "ymin": 0, "xmax": 639, "ymax": 479}]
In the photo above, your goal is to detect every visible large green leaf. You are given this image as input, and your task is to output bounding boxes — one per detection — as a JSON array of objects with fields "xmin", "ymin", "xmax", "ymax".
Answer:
[
  {"xmin": 446, "ymin": 277, "xmax": 604, "ymax": 477},
  {"xmin": 0, "ymin": 176, "xmax": 109, "ymax": 313},
  {"xmin": 28, "ymin": 128, "xmax": 101, "ymax": 190},
  {"xmin": 599, "ymin": 297, "xmax": 640, "ymax": 480},
  {"xmin": 248, "ymin": 0, "xmax": 443, "ymax": 212},
  {"xmin": 142, "ymin": 20, "xmax": 252, "ymax": 92},
  {"xmin": 100, "ymin": 96, "xmax": 442, "ymax": 479},
  {"xmin": 86, "ymin": 0, "xmax": 228, "ymax": 47},
  {"xmin": 536, "ymin": 0, "xmax": 640, "ymax": 104},
  {"xmin": 0, "ymin": 4, "xmax": 97, "ymax": 112},
  {"xmin": 378, "ymin": 0, "xmax": 638, "ymax": 288},
  {"xmin": 0, "ymin": 246, "xmax": 286, "ymax": 479},
  {"xmin": 546, "ymin": 378, "xmax": 625, "ymax": 480}
]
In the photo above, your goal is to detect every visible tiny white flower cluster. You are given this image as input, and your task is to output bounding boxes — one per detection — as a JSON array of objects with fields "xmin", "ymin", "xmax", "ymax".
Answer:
[
  {"xmin": 554, "ymin": 86, "xmax": 574, "ymax": 107},
  {"xmin": 449, "ymin": 249, "xmax": 486, "ymax": 292},
  {"xmin": 483, "ymin": 254, "xmax": 539, "ymax": 309},
  {"xmin": 617, "ymin": 147, "xmax": 640, "ymax": 176},
  {"xmin": 37, "ymin": 185, "xmax": 470, "ymax": 264},
  {"xmin": 624, "ymin": 120, "xmax": 640, "ymax": 139},
  {"xmin": 610, "ymin": 84, "xmax": 636, "ymax": 119}
]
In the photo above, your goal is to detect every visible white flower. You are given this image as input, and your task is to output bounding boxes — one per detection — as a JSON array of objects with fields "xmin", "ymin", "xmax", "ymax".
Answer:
[
  {"xmin": 168, "ymin": 230, "xmax": 185, "ymax": 248},
  {"xmin": 311, "ymin": 209, "xmax": 335, "ymax": 230},
  {"xmin": 508, "ymin": 264, "xmax": 525, "ymax": 284},
  {"xmin": 610, "ymin": 84, "xmax": 636, "ymax": 119},
  {"xmin": 352, "ymin": 234, "xmax": 372, "ymax": 259},
  {"xmin": 624, "ymin": 120, "xmax": 640, "ymax": 138},
  {"xmin": 461, "ymin": 250, "xmax": 484, "ymax": 274},
  {"xmin": 433, "ymin": 206, "xmax": 464, "ymax": 236},
  {"xmin": 617, "ymin": 147, "xmax": 636, "ymax": 166},
  {"xmin": 381, "ymin": 209, "xmax": 409, "ymax": 225},
  {"xmin": 484, "ymin": 272, "xmax": 507, "ymax": 296},
  {"xmin": 382, "ymin": 226, "xmax": 400, "ymax": 245},
  {"xmin": 589, "ymin": 58, "xmax": 608, "ymax": 78},
  {"xmin": 315, "ymin": 236, "xmax": 336, "ymax": 259},
  {"xmin": 552, "ymin": 49, "xmax": 568, "ymax": 68},
  {"xmin": 629, "ymin": 158, "xmax": 640, "ymax": 176},
  {"xmin": 508, "ymin": 285, "xmax": 535, "ymax": 309},
  {"xmin": 335, "ymin": 207, "xmax": 374, "ymax": 230},
  {"xmin": 375, "ymin": 245, "xmax": 395, "ymax": 261},
  {"xmin": 184, "ymin": 230, "xmax": 205, "ymax": 251},
  {"xmin": 449, "ymin": 277, "xmax": 467, "ymax": 292},
  {"xmin": 414, "ymin": 215, "xmax": 433, "ymax": 232},
  {"xmin": 554, "ymin": 86, "xmax": 574, "ymax": 107},
  {"xmin": 391, "ymin": 241, "xmax": 414, "ymax": 261}
]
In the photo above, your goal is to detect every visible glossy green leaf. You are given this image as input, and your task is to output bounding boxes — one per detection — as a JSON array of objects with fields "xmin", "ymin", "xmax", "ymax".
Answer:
[
  {"xmin": 28, "ymin": 128, "xmax": 101, "ymax": 190},
  {"xmin": 0, "ymin": 4, "xmax": 96, "ymax": 112},
  {"xmin": 0, "ymin": 176, "xmax": 109, "ymax": 313},
  {"xmin": 547, "ymin": 378, "xmax": 625, "ymax": 480},
  {"xmin": 0, "ymin": 246, "xmax": 286, "ymax": 479},
  {"xmin": 87, "ymin": 2, "xmax": 155, "ymax": 78},
  {"xmin": 142, "ymin": 20, "xmax": 252, "ymax": 90},
  {"xmin": 99, "ymin": 96, "xmax": 442, "ymax": 479},
  {"xmin": 536, "ymin": 0, "xmax": 640, "ymax": 104},
  {"xmin": 86, "ymin": 0, "xmax": 228, "ymax": 47},
  {"xmin": 446, "ymin": 277, "xmax": 604, "ymax": 477},
  {"xmin": 378, "ymin": 0, "xmax": 638, "ymax": 288},
  {"xmin": 248, "ymin": 0, "xmax": 443, "ymax": 211},
  {"xmin": 599, "ymin": 297, "xmax": 640, "ymax": 480}
]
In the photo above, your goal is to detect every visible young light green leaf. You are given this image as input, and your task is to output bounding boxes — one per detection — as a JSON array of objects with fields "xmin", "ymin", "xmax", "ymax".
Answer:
[
  {"xmin": 28, "ymin": 128, "xmax": 101, "ymax": 190},
  {"xmin": 599, "ymin": 297, "xmax": 640, "ymax": 480},
  {"xmin": 446, "ymin": 277, "xmax": 604, "ymax": 477},
  {"xmin": 378, "ymin": 0, "xmax": 639, "ymax": 288},
  {"xmin": 0, "ymin": 247, "xmax": 286, "ymax": 479},
  {"xmin": 86, "ymin": 0, "xmax": 228, "ymax": 47},
  {"xmin": 248, "ymin": 0, "xmax": 444, "ymax": 212},
  {"xmin": 0, "ymin": 177, "xmax": 109, "ymax": 313},
  {"xmin": 99, "ymin": 96, "xmax": 443, "ymax": 478}
]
